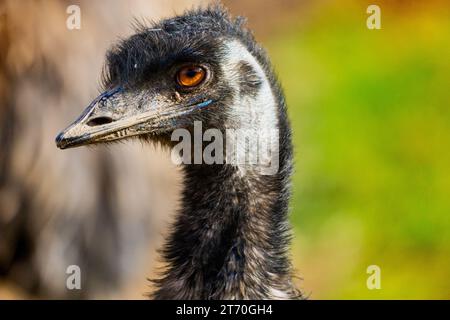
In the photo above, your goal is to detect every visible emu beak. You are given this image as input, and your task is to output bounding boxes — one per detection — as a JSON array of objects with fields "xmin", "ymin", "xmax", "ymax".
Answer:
[
  {"xmin": 56, "ymin": 87, "xmax": 213, "ymax": 149},
  {"xmin": 56, "ymin": 86, "xmax": 156, "ymax": 149}
]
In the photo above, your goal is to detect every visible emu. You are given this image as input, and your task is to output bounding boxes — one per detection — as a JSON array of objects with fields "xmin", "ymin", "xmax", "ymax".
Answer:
[{"xmin": 56, "ymin": 5, "xmax": 300, "ymax": 300}]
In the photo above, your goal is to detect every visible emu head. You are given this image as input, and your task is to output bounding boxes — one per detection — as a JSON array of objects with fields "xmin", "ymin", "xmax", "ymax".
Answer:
[{"xmin": 56, "ymin": 6, "xmax": 279, "ymax": 150}]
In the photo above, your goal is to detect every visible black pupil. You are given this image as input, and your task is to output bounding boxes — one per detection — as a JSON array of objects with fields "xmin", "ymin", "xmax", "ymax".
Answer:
[{"xmin": 186, "ymin": 69, "xmax": 198, "ymax": 78}]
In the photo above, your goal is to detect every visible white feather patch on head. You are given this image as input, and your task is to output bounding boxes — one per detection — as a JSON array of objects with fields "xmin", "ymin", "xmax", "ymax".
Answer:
[{"xmin": 221, "ymin": 40, "xmax": 279, "ymax": 175}]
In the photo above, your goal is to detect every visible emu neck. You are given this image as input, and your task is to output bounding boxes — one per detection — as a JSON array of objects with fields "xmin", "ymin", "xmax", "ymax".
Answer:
[
  {"xmin": 153, "ymin": 161, "xmax": 297, "ymax": 299},
  {"xmin": 152, "ymin": 37, "xmax": 298, "ymax": 300}
]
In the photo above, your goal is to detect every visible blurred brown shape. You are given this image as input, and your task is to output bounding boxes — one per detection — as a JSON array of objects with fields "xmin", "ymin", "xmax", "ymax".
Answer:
[{"xmin": 222, "ymin": 0, "xmax": 310, "ymax": 38}]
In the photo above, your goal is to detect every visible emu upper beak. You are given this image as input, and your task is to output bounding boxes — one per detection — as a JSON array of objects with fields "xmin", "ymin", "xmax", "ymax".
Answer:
[{"xmin": 55, "ymin": 87, "xmax": 213, "ymax": 149}]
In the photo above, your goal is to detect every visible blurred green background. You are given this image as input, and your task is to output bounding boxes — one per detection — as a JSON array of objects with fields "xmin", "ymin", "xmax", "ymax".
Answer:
[{"xmin": 248, "ymin": 0, "xmax": 450, "ymax": 299}]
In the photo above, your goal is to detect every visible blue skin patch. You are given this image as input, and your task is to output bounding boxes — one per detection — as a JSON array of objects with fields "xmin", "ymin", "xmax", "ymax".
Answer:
[
  {"xmin": 169, "ymin": 99, "xmax": 214, "ymax": 126},
  {"xmin": 194, "ymin": 99, "xmax": 213, "ymax": 109}
]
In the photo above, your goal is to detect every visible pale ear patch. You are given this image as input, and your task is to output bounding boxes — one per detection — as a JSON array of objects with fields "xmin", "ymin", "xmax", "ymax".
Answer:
[
  {"xmin": 236, "ymin": 61, "xmax": 262, "ymax": 98},
  {"xmin": 221, "ymin": 39, "xmax": 278, "ymax": 132},
  {"xmin": 220, "ymin": 40, "xmax": 279, "ymax": 176}
]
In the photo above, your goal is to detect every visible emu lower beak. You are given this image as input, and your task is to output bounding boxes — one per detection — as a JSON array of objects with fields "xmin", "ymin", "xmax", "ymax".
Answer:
[{"xmin": 55, "ymin": 87, "xmax": 159, "ymax": 149}]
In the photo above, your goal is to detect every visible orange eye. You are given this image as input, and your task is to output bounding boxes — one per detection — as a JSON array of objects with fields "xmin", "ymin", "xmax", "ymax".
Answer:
[{"xmin": 177, "ymin": 66, "xmax": 206, "ymax": 88}]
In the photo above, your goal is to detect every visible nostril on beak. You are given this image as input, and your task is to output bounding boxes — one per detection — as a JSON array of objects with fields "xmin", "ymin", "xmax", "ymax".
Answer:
[{"xmin": 87, "ymin": 116, "xmax": 114, "ymax": 126}]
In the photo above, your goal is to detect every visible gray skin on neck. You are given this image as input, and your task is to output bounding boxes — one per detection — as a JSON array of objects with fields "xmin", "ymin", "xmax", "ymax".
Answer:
[{"xmin": 55, "ymin": 5, "xmax": 300, "ymax": 299}]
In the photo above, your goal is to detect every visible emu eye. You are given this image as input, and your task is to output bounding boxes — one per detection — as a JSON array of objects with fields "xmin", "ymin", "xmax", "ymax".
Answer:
[{"xmin": 176, "ymin": 66, "xmax": 206, "ymax": 88}]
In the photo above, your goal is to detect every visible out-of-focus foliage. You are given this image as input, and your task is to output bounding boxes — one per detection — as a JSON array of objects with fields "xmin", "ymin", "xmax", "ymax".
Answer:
[{"xmin": 264, "ymin": 0, "xmax": 450, "ymax": 299}]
